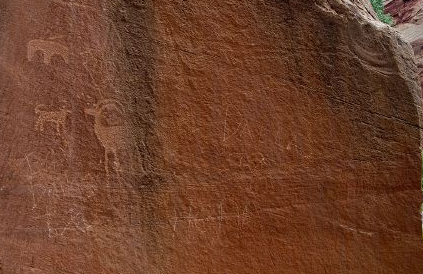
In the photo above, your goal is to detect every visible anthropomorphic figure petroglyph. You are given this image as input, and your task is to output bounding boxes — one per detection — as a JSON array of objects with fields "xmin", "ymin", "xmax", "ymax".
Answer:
[
  {"xmin": 85, "ymin": 99, "xmax": 145, "ymax": 179},
  {"xmin": 27, "ymin": 39, "xmax": 69, "ymax": 64},
  {"xmin": 35, "ymin": 104, "xmax": 70, "ymax": 135}
]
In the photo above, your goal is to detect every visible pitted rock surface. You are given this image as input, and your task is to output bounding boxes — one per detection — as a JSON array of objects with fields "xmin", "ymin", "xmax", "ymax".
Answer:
[{"xmin": 0, "ymin": 0, "xmax": 422, "ymax": 273}]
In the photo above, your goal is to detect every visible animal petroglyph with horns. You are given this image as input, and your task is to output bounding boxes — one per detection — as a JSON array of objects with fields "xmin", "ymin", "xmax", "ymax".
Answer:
[{"xmin": 85, "ymin": 99, "xmax": 145, "ymax": 179}]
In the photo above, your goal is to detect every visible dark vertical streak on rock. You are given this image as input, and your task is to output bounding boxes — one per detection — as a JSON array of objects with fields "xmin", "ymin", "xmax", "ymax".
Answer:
[{"xmin": 107, "ymin": 0, "xmax": 165, "ymax": 267}]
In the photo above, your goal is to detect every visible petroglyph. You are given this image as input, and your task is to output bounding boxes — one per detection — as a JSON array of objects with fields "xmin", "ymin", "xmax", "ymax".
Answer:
[
  {"xmin": 85, "ymin": 99, "xmax": 145, "ymax": 179},
  {"xmin": 347, "ymin": 24, "xmax": 396, "ymax": 75},
  {"xmin": 349, "ymin": 41, "xmax": 395, "ymax": 74},
  {"xmin": 27, "ymin": 39, "xmax": 69, "ymax": 65},
  {"xmin": 34, "ymin": 104, "xmax": 70, "ymax": 135}
]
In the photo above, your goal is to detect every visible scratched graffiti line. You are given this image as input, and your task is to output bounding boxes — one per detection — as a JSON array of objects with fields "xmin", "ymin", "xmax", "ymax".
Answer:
[
  {"xmin": 23, "ymin": 157, "xmax": 98, "ymax": 208},
  {"xmin": 19, "ymin": 155, "xmax": 97, "ymax": 238},
  {"xmin": 170, "ymin": 205, "xmax": 251, "ymax": 237},
  {"xmin": 44, "ymin": 208, "xmax": 92, "ymax": 238}
]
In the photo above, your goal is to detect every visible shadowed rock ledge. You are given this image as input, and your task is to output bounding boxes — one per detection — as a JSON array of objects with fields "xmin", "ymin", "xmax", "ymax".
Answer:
[{"xmin": 0, "ymin": 0, "xmax": 422, "ymax": 273}]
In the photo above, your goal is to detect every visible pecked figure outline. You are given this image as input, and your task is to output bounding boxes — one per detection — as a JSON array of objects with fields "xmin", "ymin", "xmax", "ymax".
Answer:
[
  {"xmin": 347, "ymin": 23, "xmax": 396, "ymax": 75},
  {"xmin": 85, "ymin": 99, "xmax": 145, "ymax": 179},
  {"xmin": 35, "ymin": 104, "xmax": 71, "ymax": 135},
  {"xmin": 27, "ymin": 39, "xmax": 69, "ymax": 65}
]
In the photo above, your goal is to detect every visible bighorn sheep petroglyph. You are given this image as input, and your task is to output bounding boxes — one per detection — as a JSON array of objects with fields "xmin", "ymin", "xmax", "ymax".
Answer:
[{"xmin": 85, "ymin": 99, "xmax": 145, "ymax": 179}]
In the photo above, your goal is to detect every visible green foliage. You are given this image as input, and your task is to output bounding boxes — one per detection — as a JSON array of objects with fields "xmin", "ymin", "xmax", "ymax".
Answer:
[{"xmin": 370, "ymin": 0, "xmax": 393, "ymax": 25}]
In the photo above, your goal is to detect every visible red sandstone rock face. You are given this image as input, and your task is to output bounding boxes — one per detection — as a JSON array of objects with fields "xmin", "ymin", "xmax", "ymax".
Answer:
[
  {"xmin": 385, "ymin": 0, "xmax": 423, "ymax": 91},
  {"xmin": 0, "ymin": 0, "xmax": 422, "ymax": 273}
]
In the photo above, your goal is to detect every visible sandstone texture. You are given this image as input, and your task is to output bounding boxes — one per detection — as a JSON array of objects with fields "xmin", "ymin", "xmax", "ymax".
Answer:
[
  {"xmin": 385, "ymin": 0, "xmax": 423, "ymax": 91},
  {"xmin": 0, "ymin": 0, "xmax": 422, "ymax": 273}
]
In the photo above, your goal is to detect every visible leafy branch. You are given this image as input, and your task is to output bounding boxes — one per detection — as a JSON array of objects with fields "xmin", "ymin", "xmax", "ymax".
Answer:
[{"xmin": 370, "ymin": 0, "xmax": 393, "ymax": 25}]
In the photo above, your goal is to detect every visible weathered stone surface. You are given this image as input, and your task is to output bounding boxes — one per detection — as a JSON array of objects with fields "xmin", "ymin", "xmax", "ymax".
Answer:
[
  {"xmin": 0, "ymin": 0, "xmax": 422, "ymax": 273},
  {"xmin": 385, "ymin": 0, "xmax": 423, "ymax": 91}
]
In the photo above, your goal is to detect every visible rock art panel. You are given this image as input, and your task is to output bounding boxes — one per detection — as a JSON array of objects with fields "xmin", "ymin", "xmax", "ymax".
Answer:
[{"xmin": 0, "ymin": 0, "xmax": 421, "ymax": 274}]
